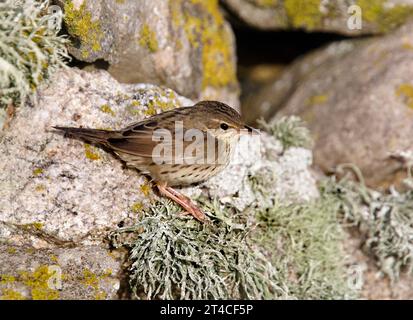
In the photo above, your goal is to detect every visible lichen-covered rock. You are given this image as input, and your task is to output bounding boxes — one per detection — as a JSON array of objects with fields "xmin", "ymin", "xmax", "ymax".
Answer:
[
  {"xmin": 0, "ymin": 68, "xmax": 192, "ymax": 246},
  {"xmin": 0, "ymin": 244, "xmax": 120, "ymax": 300},
  {"xmin": 196, "ymin": 134, "xmax": 319, "ymax": 211},
  {"xmin": 0, "ymin": 67, "xmax": 318, "ymax": 248},
  {"xmin": 223, "ymin": 0, "xmax": 413, "ymax": 35},
  {"xmin": 265, "ymin": 22, "xmax": 413, "ymax": 187},
  {"xmin": 58, "ymin": 0, "xmax": 239, "ymax": 108}
]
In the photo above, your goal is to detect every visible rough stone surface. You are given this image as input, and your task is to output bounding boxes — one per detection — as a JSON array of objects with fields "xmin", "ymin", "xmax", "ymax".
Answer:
[
  {"xmin": 262, "ymin": 22, "xmax": 413, "ymax": 188},
  {"xmin": 0, "ymin": 67, "xmax": 318, "ymax": 247},
  {"xmin": 223, "ymin": 0, "xmax": 413, "ymax": 35},
  {"xmin": 197, "ymin": 134, "xmax": 319, "ymax": 211},
  {"xmin": 58, "ymin": 0, "xmax": 239, "ymax": 108},
  {"xmin": 0, "ymin": 68, "xmax": 192, "ymax": 246},
  {"xmin": 0, "ymin": 244, "xmax": 120, "ymax": 300}
]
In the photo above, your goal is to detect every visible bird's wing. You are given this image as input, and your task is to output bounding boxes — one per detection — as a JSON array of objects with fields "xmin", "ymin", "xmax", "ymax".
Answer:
[{"xmin": 107, "ymin": 112, "xmax": 214, "ymax": 164}]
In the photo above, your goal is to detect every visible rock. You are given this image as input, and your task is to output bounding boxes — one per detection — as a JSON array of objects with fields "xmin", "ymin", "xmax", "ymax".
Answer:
[
  {"xmin": 196, "ymin": 134, "xmax": 319, "ymax": 211},
  {"xmin": 223, "ymin": 0, "xmax": 413, "ymax": 35},
  {"xmin": 264, "ymin": 22, "xmax": 413, "ymax": 187},
  {"xmin": 0, "ymin": 67, "xmax": 318, "ymax": 248},
  {"xmin": 0, "ymin": 244, "xmax": 120, "ymax": 300},
  {"xmin": 58, "ymin": 0, "xmax": 239, "ymax": 108},
  {"xmin": 0, "ymin": 68, "xmax": 192, "ymax": 246}
]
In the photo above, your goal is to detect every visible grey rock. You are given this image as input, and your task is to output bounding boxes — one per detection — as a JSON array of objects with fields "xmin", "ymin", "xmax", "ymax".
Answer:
[
  {"xmin": 0, "ymin": 244, "xmax": 120, "ymax": 300},
  {"xmin": 0, "ymin": 68, "xmax": 192, "ymax": 246},
  {"xmin": 58, "ymin": 0, "xmax": 239, "ymax": 108},
  {"xmin": 0, "ymin": 67, "xmax": 318, "ymax": 248},
  {"xmin": 223, "ymin": 0, "xmax": 413, "ymax": 35},
  {"xmin": 267, "ymin": 22, "xmax": 413, "ymax": 187}
]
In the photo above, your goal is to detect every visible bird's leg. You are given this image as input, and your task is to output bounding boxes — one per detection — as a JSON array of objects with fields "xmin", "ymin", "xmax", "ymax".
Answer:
[{"xmin": 156, "ymin": 182, "xmax": 205, "ymax": 222}]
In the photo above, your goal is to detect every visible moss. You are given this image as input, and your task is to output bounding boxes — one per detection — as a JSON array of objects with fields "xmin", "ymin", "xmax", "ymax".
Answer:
[
  {"xmin": 19, "ymin": 265, "xmax": 60, "ymax": 300},
  {"xmin": 357, "ymin": 0, "xmax": 413, "ymax": 33},
  {"xmin": 64, "ymin": 1, "xmax": 103, "ymax": 59},
  {"xmin": 284, "ymin": 0, "xmax": 323, "ymax": 30},
  {"xmin": 396, "ymin": 83, "xmax": 413, "ymax": 109},
  {"xmin": 307, "ymin": 94, "xmax": 328, "ymax": 106},
  {"xmin": 84, "ymin": 143, "xmax": 101, "ymax": 161},
  {"xmin": 138, "ymin": 24, "xmax": 159, "ymax": 53},
  {"xmin": 99, "ymin": 104, "xmax": 115, "ymax": 116},
  {"xmin": 0, "ymin": 289, "xmax": 25, "ymax": 300},
  {"xmin": 171, "ymin": 0, "xmax": 237, "ymax": 90}
]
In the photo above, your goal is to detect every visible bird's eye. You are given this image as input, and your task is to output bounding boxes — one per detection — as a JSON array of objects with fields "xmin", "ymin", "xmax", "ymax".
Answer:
[{"xmin": 220, "ymin": 123, "xmax": 229, "ymax": 130}]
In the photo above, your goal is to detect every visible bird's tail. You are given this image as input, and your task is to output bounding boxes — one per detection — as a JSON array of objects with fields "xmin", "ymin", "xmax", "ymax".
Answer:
[{"xmin": 53, "ymin": 126, "xmax": 120, "ymax": 144}]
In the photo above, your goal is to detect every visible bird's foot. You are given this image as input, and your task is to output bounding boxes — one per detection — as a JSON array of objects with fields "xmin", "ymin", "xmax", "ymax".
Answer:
[{"xmin": 156, "ymin": 182, "xmax": 206, "ymax": 222}]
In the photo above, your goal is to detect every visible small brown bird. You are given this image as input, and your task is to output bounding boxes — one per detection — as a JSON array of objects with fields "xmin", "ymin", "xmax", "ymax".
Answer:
[{"xmin": 54, "ymin": 100, "xmax": 256, "ymax": 222}]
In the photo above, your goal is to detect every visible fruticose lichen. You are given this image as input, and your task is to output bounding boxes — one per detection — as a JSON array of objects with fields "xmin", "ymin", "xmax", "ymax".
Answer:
[
  {"xmin": 258, "ymin": 116, "xmax": 313, "ymax": 149},
  {"xmin": 323, "ymin": 164, "xmax": 413, "ymax": 281},
  {"xmin": 110, "ymin": 199, "xmax": 288, "ymax": 300},
  {"xmin": 0, "ymin": 0, "xmax": 69, "ymax": 120}
]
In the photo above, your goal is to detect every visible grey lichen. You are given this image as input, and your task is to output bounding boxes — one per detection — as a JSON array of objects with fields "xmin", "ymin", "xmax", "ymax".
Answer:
[
  {"xmin": 258, "ymin": 116, "xmax": 313, "ymax": 150},
  {"xmin": 254, "ymin": 193, "xmax": 355, "ymax": 299},
  {"xmin": 110, "ymin": 178, "xmax": 355, "ymax": 299},
  {"xmin": 0, "ymin": 0, "xmax": 69, "ymax": 118},
  {"xmin": 110, "ymin": 199, "xmax": 287, "ymax": 300},
  {"xmin": 322, "ymin": 164, "xmax": 413, "ymax": 282}
]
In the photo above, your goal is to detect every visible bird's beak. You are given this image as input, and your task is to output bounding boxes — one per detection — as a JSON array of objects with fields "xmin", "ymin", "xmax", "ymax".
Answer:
[{"xmin": 243, "ymin": 125, "xmax": 260, "ymax": 135}]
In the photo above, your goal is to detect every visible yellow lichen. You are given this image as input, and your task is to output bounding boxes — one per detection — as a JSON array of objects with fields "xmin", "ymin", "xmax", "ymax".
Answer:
[
  {"xmin": 172, "ymin": 0, "xmax": 237, "ymax": 89},
  {"xmin": 140, "ymin": 183, "xmax": 152, "ymax": 197},
  {"xmin": 0, "ymin": 274, "xmax": 16, "ymax": 284},
  {"xmin": 81, "ymin": 268, "xmax": 111, "ymax": 300},
  {"xmin": 138, "ymin": 24, "xmax": 159, "ymax": 53},
  {"xmin": 64, "ymin": 1, "xmax": 103, "ymax": 59},
  {"xmin": 253, "ymin": 0, "xmax": 278, "ymax": 8},
  {"xmin": 307, "ymin": 94, "xmax": 328, "ymax": 106},
  {"xmin": 84, "ymin": 143, "xmax": 101, "ymax": 161},
  {"xmin": 7, "ymin": 247, "xmax": 16, "ymax": 254},
  {"xmin": 35, "ymin": 184, "xmax": 46, "ymax": 192},
  {"xmin": 284, "ymin": 0, "xmax": 323, "ymax": 30},
  {"xmin": 0, "ymin": 289, "xmax": 25, "ymax": 300},
  {"xmin": 21, "ymin": 222, "xmax": 44, "ymax": 231},
  {"xmin": 19, "ymin": 266, "xmax": 60, "ymax": 300},
  {"xmin": 396, "ymin": 83, "xmax": 413, "ymax": 109},
  {"xmin": 100, "ymin": 104, "xmax": 115, "ymax": 116},
  {"xmin": 357, "ymin": 0, "xmax": 413, "ymax": 33},
  {"xmin": 32, "ymin": 168, "xmax": 44, "ymax": 176},
  {"xmin": 131, "ymin": 202, "xmax": 144, "ymax": 213}
]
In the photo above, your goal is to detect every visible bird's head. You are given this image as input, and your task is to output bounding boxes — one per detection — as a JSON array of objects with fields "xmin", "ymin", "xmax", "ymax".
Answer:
[{"xmin": 193, "ymin": 101, "xmax": 258, "ymax": 142}]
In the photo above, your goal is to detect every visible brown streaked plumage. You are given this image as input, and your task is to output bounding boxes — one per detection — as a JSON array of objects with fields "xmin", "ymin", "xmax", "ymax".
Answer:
[{"xmin": 53, "ymin": 100, "xmax": 256, "ymax": 222}]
